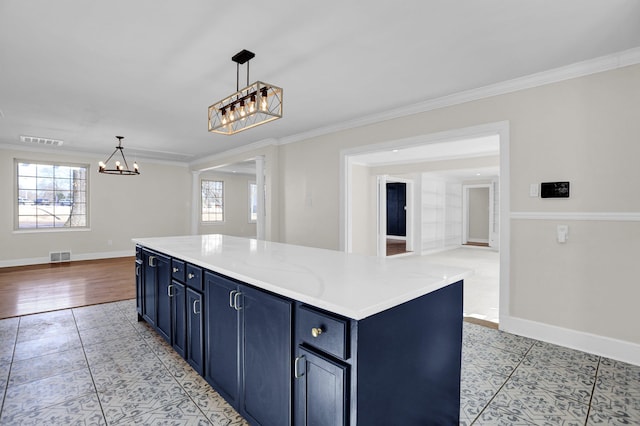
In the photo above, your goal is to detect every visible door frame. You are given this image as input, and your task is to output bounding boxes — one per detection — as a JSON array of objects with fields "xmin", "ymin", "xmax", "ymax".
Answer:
[
  {"xmin": 377, "ymin": 176, "xmax": 414, "ymax": 257},
  {"xmin": 340, "ymin": 120, "xmax": 510, "ymax": 324},
  {"xmin": 462, "ymin": 183, "xmax": 494, "ymax": 246}
]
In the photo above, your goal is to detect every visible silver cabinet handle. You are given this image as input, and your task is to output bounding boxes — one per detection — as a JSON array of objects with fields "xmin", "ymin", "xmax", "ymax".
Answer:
[
  {"xmin": 172, "ymin": 267, "xmax": 179, "ymax": 273},
  {"xmin": 294, "ymin": 355, "xmax": 305, "ymax": 378},
  {"xmin": 188, "ymin": 273, "xmax": 195, "ymax": 279},
  {"xmin": 193, "ymin": 299, "xmax": 200, "ymax": 315},
  {"xmin": 167, "ymin": 284, "xmax": 173, "ymax": 297},
  {"xmin": 148, "ymin": 256, "xmax": 156, "ymax": 267},
  {"xmin": 136, "ymin": 266, "xmax": 140, "ymax": 276},
  {"xmin": 229, "ymin": 290, "xmax": 237, "ymax": 308},
  {"xmin": 233, "ymin": 292, "xmax": 242, "ymax": 311}
]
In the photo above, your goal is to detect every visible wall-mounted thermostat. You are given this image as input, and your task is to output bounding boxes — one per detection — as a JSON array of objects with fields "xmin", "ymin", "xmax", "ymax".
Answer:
[{"xmin": 541, "ymin": 181, "xmax": 570, "ymax": 198}]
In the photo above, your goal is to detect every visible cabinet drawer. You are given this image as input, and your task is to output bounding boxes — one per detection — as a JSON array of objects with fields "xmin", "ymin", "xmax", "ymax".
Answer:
[
  {"xmin": 186, "ymin": 264, "xmax": 203, "ymax": 292},
  {"xmin": 172, "ymin": 259, "xmax": 186, "ymax": 282},
  {"xmin": 298, "ymin": 306, "xmax": 348, "ymax": 360}
]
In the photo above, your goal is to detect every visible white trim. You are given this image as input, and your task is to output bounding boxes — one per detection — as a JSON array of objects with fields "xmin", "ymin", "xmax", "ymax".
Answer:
[
  {"xmin": 189, "ymin": 138, "xmax": 277, "ymax": 169},
  {"xmin": 279, "ymin": 48, "xmax": 640, "ymax": 148},
  {"xmin": 462, "ymin": 183, "xmax": 492, "ymax": 246},
  {"xmin": 511, "ymin": 211, "xmax": 640, "ymax": 221},
  {"xmin": 0, "ymin": 250, "xmax": 134, "ymax": 268},
  {"xmin": 501, "ymin": 315, "xmax": 640, "ymax": 367}
]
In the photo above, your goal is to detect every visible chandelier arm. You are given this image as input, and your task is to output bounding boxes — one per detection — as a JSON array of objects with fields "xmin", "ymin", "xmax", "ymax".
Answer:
[
  {"xmin": 119, "ymin": 148, "xmax": 131, "ymax": 171},
  {"xmin": 103, "ymin": 148, "xmax": 119, "ymax": 165}
]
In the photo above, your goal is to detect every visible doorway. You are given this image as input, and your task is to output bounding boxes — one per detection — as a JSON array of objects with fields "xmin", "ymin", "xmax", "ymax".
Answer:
[
  {"xmin": 377, "ymin": 176, "xmax": 414, "ymax": 257},
  {"xmin": 341, "ymin": 121, "xmax": 509, "ymax": 325},
  {"xmin": 463, "ymin": 184, "xmax": 494, "ymax": 247}
]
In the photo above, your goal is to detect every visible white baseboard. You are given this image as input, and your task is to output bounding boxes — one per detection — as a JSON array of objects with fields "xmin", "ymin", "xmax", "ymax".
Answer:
[
  {"xmin": 500, "ymin": 315, "xmax": 640, "ymax": 367},
  {"xmin": 0, "ymin": 250, "xmax": 134, "ymax": 268}
]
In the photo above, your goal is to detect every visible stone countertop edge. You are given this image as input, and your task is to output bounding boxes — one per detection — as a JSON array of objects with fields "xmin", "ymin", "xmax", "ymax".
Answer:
[{"xmin": 133, "ymin": 234, "xmax": 471, "ymax": 320}]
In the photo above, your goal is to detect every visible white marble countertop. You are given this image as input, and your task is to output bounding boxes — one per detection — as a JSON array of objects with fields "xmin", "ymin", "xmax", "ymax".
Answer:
[{"xmin": 132, "ymin": 234, "xmax": 470, "ymax": 320}]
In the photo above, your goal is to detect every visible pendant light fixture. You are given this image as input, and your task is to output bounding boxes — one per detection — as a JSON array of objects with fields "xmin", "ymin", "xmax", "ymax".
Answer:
[
  {"xmin": 208, "ymin": 49, "xmax": 283, "ymax": 135},
  {"xmin": 98, "ymin": 136, "xmax": 139, "ymax": 175}
]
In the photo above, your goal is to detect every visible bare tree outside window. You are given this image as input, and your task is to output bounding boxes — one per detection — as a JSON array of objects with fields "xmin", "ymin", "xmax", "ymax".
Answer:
[
  {"xmin": 16, "ymin": 160, "xmax": 88, "ymax": 229},
  {"xmin": 202, "ymin": 180, "xmax": 224, "ymax": 222}
]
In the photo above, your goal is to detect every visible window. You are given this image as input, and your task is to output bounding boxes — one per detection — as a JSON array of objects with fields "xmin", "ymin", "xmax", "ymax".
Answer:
[
  {"xmin": 202, "ymin": 180, "xmax": 224, "ymax": 222},
  {"xmin": 249, "ymin": 182, "xmax": 258, "ymax": 223},
  {"xmin": 16, "ymin": 160, "xmax": 89, "ymax": 230}
]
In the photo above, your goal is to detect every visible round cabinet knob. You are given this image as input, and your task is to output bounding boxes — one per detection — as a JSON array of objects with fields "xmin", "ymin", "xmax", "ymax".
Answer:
[
  {"xmin": 188, "ymin": 273, "xmax": 195, "ymax": 279},
  {"xmin": 172, "ymin": 267, "xmax": 179, "ymax": 273},
  {"xmin": 311, "ymin": 327, "xmax": 323, "ymax": 338}
]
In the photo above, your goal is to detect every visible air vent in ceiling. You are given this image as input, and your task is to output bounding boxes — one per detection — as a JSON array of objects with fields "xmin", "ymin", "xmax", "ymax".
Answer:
[{"xmin": 20, "ymin": 135, "xmax": 64, "ymax": 146}]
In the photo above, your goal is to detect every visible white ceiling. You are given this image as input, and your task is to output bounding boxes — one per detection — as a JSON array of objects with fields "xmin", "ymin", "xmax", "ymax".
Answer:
[{"xmin": 1, "ymin": 1, "xmax": 639, "ymax": 163}]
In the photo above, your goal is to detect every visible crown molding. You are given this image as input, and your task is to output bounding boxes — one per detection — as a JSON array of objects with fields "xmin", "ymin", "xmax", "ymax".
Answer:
[
  {"xmin": 0, "ymin": 142, "xmax": 190, "ymax": 167},
  {"xmin": 279, "ymin": 47, "xmax": 640, "ymax": 147},
  {"xmin": 189, "ymin": 137, "xmax": 277, "ymax": 170}
]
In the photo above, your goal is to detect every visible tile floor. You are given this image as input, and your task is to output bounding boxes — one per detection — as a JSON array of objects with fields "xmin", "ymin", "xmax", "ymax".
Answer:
[{"xmin": 0, "ymin": 300, "xmax": 639, "ymax": 425}]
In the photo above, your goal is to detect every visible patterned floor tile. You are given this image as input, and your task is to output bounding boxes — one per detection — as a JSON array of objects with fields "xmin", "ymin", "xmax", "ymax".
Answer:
[
  {"xmin": 591, "ymin": 370, "xmax": 640, "ymax": 422},
  {"xmin": 157, "ymin": 349, "xmax": 200, "ymax": 383},
  {"xmin": 463, "ymin": 322, "xmax": 535, "ymax": 356},
  {"xmin": 462, "ymin": 339, "xmax": 524, "ymax": 377},
  {"xmin": 18, "ymin": 309, "xmax": 75, "ymax": 327},
  {"xmin": 8, "ymin": 347, "xmax": 87, "ymax": 386},
  {"xmin": 83, "ymin": 334, "xmax": 152, "ymax": 365},
  {"xmin": 78, "ymin": 321, "xmax": 139, "ymax": 346},
  {"xmin": 0, "ymin": 362, "xmax": 10, "ymax": 395},
  {"xmin": 1, "ymin": 368, "xmax": 95, "ymax": 420},
  {"xmin": 91, "ymin": 353, "xmax": 174, "ymax": 393},
  {"xmin": 98, "ymin": 376, "xmax": 187, "ymax": 424},
  {"xmin": 473, "ymin": 405, "xmax": 538, "ymax": 425},
  {"xmin": 0, "ymin": 392, "xmax": 105, "ymax": 426},
  {"xmin": 16, "ymin": 319, "xmax": 77, "ymax": 343},
  {"xmin": 587, "ymin": 406, "xmax": 640, "ymax": 425},
  {"xmin": 523, "ymin": 341, "xmax": 600, "ymax": 375},
  {"xmin": 460, "ymin": 363, "xmax": 509, "ymax": 424},
  {"xmin": 510, "ymin": 363, "xmax": 596, "ymax": 404},
  {"xmin": 489, "ymin": 378, "xmax": 590, "ymax": 425},
  {"xmin": 115, "ymin": 397, "xmax": 211, "ymax": 425},
  {"xmin": 180, "ymin": 375, "xmax": 248, "ymax": 426},
  {"xmin": 12, "ymin": 331, "xmax": 81, "ymax": 362}
]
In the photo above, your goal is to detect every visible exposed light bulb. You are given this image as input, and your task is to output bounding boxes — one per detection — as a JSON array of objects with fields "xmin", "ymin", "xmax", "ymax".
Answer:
[
  {"xmin": 134, "ymin": 162, "xmax": 139, "ymax": 172},
  {"xmin": 115, "ymin": 161, "xmax": 120, "ymax": 168},
  {"xmin": 229, "ymin": 105, "xmax": 236, "ymax": 121},
  {"xmin": 240, "ymin": 100, "xmax": 246, "ymax": 118}
]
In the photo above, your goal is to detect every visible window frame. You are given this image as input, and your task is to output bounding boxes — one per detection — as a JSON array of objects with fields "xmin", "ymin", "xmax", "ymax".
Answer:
[
  {"xmin": 14, "ymin": 158, "xmax": 90, "ymax": 232},
  {"xmin": 201, "ymin": 179, "xmax": 225, "ymax": 223}
]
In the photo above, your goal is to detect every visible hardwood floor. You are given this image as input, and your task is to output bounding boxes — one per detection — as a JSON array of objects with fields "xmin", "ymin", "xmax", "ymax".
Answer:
[{"xmin": 0, "ymin": 257, "xmax": 135, "ymax": 319}]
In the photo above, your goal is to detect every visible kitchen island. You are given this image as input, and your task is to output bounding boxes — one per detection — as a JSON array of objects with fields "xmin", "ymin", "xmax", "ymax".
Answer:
[{"xmin": 133, "ymin": 234, "xmax": 469, "ymax": 425}]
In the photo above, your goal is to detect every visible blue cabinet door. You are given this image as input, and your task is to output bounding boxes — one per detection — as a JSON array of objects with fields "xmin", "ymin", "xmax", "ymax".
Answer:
[
  {"xmin": 135, "ymin": 259, "xmax": 143, "ymax": 318},
  {"xmin": 204, "ymin": 272, "xmax": 239, "ymax": 405},
  {"xmin": 142, "ymin": 250, "xmax": 157, "ymax": 326},
  {"xmin": 241, "ymin": 286, "xmax": 292, "ymax": 426},
  {"xmin": 155, "ymin": 254, "xmax": 172, "ymax": 343},
  {"xmin": 186, "ymin": 287, "xmax": 204, "ymax": 375},
  {"xmin": 172, "ymin": 281, "xmax": 186, "ymax": 358},
  {"xmin": 294, "ymin": 346, "xmax": 348, "ymax": 426}
]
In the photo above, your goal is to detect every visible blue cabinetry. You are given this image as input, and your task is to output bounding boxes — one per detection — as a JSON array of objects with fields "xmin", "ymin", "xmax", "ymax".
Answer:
[
  {"xmin": 204, "ymin": 271, "xmax": 292, "ymax": 426},
  {"xmin": 171, "ymin": 280, "xmax": 186, "ymax": 358},
  {"xmin": 141, "ymin": 248, "xmax": 170, "ymax": 327},
  {"xmin": 136, "ymin": 244, "xmax": 463, "ymax": 425},
  {"xmin": 186, "ymin": 287, "xmax": 204, "ymax": 375}
]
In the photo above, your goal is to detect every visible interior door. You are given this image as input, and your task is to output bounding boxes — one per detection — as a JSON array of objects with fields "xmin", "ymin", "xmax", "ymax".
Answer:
[{"xmin": 386, "ymin": 182, "xmax": 406, "ymax": 237}]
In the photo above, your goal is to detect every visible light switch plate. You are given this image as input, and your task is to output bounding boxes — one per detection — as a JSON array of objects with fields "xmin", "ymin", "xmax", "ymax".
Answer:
[{"xmin": 529, "ymin": 184, "xmax": 539, "ymax": 197}]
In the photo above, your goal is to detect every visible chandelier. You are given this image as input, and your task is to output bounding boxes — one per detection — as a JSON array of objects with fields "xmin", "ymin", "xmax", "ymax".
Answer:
[
  {"xmin": 98, "ymin": 136, "xmax": 139, "ymax": 175},
  {"xmin": 208, "ymin": 49, "xmax": 283, "ymax": 135}
]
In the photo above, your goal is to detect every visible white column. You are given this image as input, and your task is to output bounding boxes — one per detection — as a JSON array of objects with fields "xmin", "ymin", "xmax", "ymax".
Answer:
[
  {"xmin": 256, "ymin": 156, "xmax": 265, "ymax": 240},
  {"xmin": 191, "ymin": 171, "xmax": 201, "ymax": 235}
]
